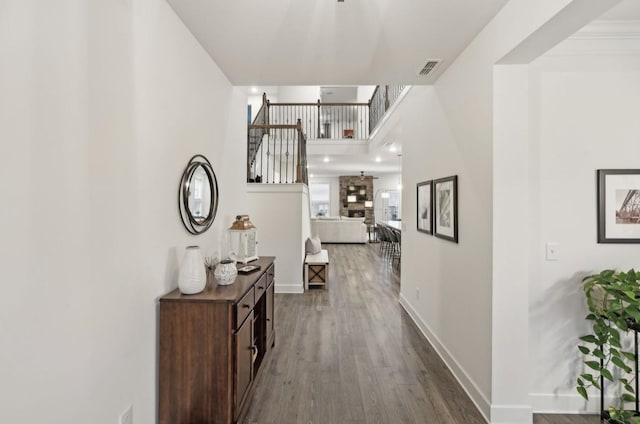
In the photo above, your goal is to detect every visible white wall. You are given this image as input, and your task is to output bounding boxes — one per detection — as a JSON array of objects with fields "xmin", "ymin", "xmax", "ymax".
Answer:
[
  {"xmin": 0, "ymin": 1, "xmax": 245, "ymax": 423},
  {"xmin": 309, "ymin": 177, "xmax": 340, "ymax": 217},
  {"xmin": 277, "ymin": 86, "xmax": 320, "ymax": 103},
  {"xmin": 247, "ymin": 185, "xmax": 308, "ymax": 294},
  {"xmin": 396, "ymin": 1, "xmax": 619, "ymax": 422},
  {"xmin": 527, "ymin": 46, "xmax": 640, "ymax": 413},
  {"xmin": 399, "ymin": 84, "xmax": 495, "ymax": 417},
  {"xmin": 373, "ymin": 173, "xmax": 402, "ymax": 222},
  {"xmin": 357, "ymin": 85, "xmax": 376, "ymax": 102},
  {"xmin": 248, "ymin": 94, "xmax": 264, "ymax": 122}
]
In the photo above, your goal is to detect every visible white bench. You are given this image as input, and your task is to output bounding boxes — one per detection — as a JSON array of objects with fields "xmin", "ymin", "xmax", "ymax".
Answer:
[{"xmin": 304, "ymin": 249, "xmax": 329, "ymax": 290}]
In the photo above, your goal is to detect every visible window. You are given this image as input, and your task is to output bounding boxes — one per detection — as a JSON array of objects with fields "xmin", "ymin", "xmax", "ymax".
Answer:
[{"xmin": 309, "ymin": 183, "xmax": 330, "ymax": 217}]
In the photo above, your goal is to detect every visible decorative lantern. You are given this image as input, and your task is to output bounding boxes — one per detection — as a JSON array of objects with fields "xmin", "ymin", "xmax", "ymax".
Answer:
[{"xmin": 228, "ymin": 215, "xmax": 258, "ymax": 264}]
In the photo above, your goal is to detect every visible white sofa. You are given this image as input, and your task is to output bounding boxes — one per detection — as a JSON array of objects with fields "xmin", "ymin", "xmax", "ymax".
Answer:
[{"xmin": 310, "ymin": 216, "xmax": 368, "ymax": 243}]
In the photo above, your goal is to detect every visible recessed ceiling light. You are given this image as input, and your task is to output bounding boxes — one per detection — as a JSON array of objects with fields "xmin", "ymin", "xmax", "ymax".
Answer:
[
  {"xmin": 309, "ymin": 174, "xmax": 314, "ymax": 178},
  {"xmin": 389, "ymin": 145, "xmax": 397, "ymax": 152},
  {"xmin": 323, "ymin": 156, "xmax": 330, "ymax": 163},
  {"xmin": 375, "ymin": 156, "xmax": 381, "ymax": 162},
  {"xmin": 251, "ymin": 86, "xmax": 258, "ymax": 94}
]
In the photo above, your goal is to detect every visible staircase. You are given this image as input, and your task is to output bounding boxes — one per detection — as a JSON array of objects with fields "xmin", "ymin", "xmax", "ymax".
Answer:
[{"xmin": 246, "ymin": 85, "xmax": 406, "ymax": 185}]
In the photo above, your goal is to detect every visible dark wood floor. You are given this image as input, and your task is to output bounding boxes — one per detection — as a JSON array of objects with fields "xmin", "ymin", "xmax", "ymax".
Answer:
[{"xmin": 244, "ymin": 243, "xmax": 599, "ymax": 424}]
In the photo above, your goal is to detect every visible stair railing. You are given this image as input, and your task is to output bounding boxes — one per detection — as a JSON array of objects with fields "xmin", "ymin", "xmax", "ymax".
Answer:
[
  {"xmin": 246, "ymin": 85, "xmax": 406, "ymax": 184},
  {"xmin": 247, "ymin": 119, "xmax": 308, "ymax": 184}
]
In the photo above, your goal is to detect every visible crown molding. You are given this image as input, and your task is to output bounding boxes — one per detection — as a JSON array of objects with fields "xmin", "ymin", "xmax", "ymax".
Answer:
[{"xmin": 570, "ymin": 20, "xmax": 640, "ymax": 40}]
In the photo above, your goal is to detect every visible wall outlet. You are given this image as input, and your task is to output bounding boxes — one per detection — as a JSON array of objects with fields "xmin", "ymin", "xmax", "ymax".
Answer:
[
  {"xmin": 416, "ymin": 287, "xmax": 420, "ymax": 300},
  {"xmin": 119, "ymin": 405, "xmax": 133, "ymax": 424}
]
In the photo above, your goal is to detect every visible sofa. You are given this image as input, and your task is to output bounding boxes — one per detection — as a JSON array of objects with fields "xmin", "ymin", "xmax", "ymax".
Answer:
[{"xmin": 310, "ymin": 216, "xmax": 368, "ymax": 243}]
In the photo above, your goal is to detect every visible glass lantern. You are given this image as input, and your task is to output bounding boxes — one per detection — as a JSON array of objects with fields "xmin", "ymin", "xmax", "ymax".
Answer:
[{"xmin": 228, "ymin": 215, "xmax": 258, "ymax": 264}]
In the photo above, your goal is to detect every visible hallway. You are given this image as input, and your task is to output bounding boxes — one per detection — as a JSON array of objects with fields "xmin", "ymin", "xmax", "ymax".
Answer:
[
  {"xmin": 244, "ymin": 244, "xmax": 599, "ymax": 423},
  {"xmin": 245, "ymin": 243, "xmax": 485, "ymax": 423}
]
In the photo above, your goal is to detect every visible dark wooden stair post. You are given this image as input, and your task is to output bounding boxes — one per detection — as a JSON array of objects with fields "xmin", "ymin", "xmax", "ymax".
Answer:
[{"xmin": 295, "ymin": 119, "xmax": 303, "ymax": 183}]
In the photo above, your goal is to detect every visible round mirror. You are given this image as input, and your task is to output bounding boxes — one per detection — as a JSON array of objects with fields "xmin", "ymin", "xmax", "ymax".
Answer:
[{"xmin": 178, "ymin": 155, "xmax": 219, "ymax": 234}]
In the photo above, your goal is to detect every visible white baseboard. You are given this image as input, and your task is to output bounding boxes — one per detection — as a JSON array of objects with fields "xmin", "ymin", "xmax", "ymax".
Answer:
[
  {"xmin": 275, "ymin": 283, "xmax": 304, "ymax": 294},
  {"xmin": 490, "ymin": 404, "xmax": 533, "ymax": 424},
  {"xmin": 530, "ymin": 392, "xmax": 613, "ymax": 414},
  {"xmin": 398, "ymin": 293, "xmax": 491, "ymax": 423},
  {"xmin": 398, "ymin": 294, "xmax": 609, "ymax": 422}
]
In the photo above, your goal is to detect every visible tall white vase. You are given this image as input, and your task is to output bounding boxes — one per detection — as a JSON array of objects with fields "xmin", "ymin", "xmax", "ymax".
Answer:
[{"xmin": 178, "ymin": 246, "xmax": 206, "ymax": 295}]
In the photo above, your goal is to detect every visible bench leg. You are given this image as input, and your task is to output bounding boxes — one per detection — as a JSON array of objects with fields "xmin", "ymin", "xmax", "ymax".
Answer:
[{"xmin": 304, "ymin": 264, "xmax": 309, "ymax": 290}]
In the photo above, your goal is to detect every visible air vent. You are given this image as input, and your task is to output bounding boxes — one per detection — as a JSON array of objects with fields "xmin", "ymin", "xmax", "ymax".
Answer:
[{"xmin": 418, "ymin": 60, "xmax": 441, "ymax": 76}]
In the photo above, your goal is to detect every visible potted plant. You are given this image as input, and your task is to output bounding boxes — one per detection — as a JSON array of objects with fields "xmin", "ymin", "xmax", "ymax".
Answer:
[{"xmin": 577, "ymin": 269, "xmax": 640, "ymax": 423}]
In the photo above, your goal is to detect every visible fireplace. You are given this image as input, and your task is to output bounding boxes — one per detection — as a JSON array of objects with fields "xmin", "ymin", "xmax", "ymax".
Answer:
[{"xmin": 348, "ymin": 209, "xmax": 365, "ymax": 218}]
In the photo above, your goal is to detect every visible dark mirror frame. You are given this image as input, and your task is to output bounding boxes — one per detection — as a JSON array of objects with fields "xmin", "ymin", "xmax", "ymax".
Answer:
[{"xmin": 178, "ymin": 154, "xmax": 219, "ymax": 235}]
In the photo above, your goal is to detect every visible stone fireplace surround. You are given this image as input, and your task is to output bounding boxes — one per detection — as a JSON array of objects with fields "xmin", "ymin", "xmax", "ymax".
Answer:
[{"xmin": 339, "ymin": 176, "xmax": 374, "ymax": 225}]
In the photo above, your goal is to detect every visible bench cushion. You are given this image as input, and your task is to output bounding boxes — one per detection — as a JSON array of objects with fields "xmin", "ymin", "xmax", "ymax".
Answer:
[{"xmin": 305, "ymin": 249, "xmax": 329, "ymax": 264}]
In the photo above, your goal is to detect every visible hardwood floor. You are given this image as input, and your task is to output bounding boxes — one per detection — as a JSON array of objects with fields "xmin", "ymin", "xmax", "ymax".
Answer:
[{"xmin": 244, "ymin": 243, "xmax": 599, "ymax": 424}]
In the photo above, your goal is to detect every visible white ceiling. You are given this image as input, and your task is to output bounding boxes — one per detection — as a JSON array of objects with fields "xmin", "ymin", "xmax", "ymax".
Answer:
[
  {"xmin": 164, "ymin": 0, "xmax": 508, "ymax": 177},
  {"xmin": 166, "ymin": 0, "xmax": 510, "ymax": 85},
  {"xmin": 170, "ymin": 0, "xmax": 638, "ymax": 178},
  {"xmin": 599, "ymin": 0, "xmax": 640, "ymax": 20}
]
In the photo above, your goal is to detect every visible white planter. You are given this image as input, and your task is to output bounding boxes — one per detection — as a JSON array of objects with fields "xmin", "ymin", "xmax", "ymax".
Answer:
[
  {"xmin": 178, "ymin": 246, "xmax": 206, "ymax": 295},
  {"xmin": 214, "ymin": 259, "xmax": 238, "ymax": 286}
]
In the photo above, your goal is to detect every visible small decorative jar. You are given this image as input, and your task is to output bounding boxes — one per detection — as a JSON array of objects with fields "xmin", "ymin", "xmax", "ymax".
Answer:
[
  {"xmin": 178, "ymin": 246, "xmax": 207, "ymax": 295},
  {"xmin": 214, "ymin": 259, "xmax": 238, "ymax": 286}
]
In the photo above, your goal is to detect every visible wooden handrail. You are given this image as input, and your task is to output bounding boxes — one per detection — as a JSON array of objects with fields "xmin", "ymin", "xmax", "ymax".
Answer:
[
  {"xmin": 249, "ymin": 124, "xmax": 298, "ymax": 129},
  {"xmin": 270, "ymin": 102, "xmax": 369, "ymax": 107}
]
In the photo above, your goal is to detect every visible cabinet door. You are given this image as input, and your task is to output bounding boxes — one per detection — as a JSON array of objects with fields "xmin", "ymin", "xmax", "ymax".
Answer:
[
  {"xmin": 234, "ymin": 312, "xmax": 253, "ymax": 420},
  {"xmin": 266, "ymin": 282, "xmax": 274, "ymax": 347}
]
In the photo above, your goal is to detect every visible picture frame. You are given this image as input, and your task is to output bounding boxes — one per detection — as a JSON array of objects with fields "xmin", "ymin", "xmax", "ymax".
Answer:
[
  {"xmin": 433, "ymin": 175, "xmax": 458, "ymax": 243},
  {"xmin": 597, "ymin": 169, "xmax": 640, "ymax": 243},
  {"xmin": 416, "ymin": 180, "xmax": 433, "ymax": 234}
]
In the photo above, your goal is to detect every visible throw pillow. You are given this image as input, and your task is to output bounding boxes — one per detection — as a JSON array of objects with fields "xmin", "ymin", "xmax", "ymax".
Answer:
[{"xmin": 305, "ymin": 236, "xmax": 322, "ymax": 254}]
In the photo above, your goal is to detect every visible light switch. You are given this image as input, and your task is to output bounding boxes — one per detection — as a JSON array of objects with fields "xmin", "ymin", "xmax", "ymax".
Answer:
[{"xmin": 545, "ymin": 242, "xmax": 559, "ymax": 261}]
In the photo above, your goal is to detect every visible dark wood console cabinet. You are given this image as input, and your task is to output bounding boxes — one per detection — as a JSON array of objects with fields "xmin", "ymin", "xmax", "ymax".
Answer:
[{"xmin": 159, "ymin": 257, "xmax": 275, "ymax": 424}]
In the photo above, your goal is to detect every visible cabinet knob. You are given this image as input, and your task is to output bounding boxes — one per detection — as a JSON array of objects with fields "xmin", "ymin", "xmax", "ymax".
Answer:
[{"xmin": 242, "ymin": 304, "xmax": 251, "ymax": 309}]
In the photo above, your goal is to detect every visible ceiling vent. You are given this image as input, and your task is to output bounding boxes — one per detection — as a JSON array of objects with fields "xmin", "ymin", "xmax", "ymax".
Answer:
[{"xmin": 418, "ymin": 60, "xmax": 441, "ymax": 77}]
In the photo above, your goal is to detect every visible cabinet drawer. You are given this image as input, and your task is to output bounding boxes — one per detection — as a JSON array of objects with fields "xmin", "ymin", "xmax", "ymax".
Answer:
[
  {"xmin": 267, "ymin": 264, "xmax": 275, "ymax": 286},
  {"xmin": 235, "ymin": 287, "xmax": 254, "ymax": 328},
  {"xmin": 254, "ymin": 273, "xmax": 267, "ymax": 302}
]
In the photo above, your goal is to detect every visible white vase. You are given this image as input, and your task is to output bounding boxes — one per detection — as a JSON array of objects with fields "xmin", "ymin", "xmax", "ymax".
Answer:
[
  {"xmin": 214, "ymin": 259, "xmax": 238, "ymax": 286},
  {"xmin": 178, "ymin": 246, "xmax": 206, "ymax": 294}
]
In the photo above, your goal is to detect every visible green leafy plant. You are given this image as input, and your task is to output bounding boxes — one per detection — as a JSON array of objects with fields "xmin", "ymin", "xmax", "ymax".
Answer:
[{"xmin": 577, "ymin": 269, "xmax": 640, "ymax": 423}]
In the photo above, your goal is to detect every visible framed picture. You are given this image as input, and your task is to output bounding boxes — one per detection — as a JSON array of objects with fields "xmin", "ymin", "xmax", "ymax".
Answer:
[
  {"xmin": 433, "ymin": 175, "xmax": 458, "ymax": 243},
  {"xmin": 416, "ymin": 180, "xmax": 433, "ymax": 234},
  {"xmin": 597, "ymin": 169, "xmax": 640, "ymax": 243}
]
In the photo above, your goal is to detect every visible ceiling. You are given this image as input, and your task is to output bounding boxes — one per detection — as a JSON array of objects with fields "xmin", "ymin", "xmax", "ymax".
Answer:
[
  {"xmin": 169, "ymin": 0, "xmax": 637, "ymax": 179},
  {"xmin": 166, "ymin": 0, "xmax": 511, "ymax": 178},
  {"xmin": 599, "ymin": 0, "xmax": 640, "ymax": 20},
  {"xmin": 166, "ymin": 0, "xmax": 511, "ymax": 85},
  {"xmin": 307, "ymin": 147, "xmax": 403, "ymax": 179}
]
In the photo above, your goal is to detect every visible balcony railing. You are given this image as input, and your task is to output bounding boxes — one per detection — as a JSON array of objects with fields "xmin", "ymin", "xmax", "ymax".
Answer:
[
  {"xmin": 268, "ymin": 101, "xmax": 370, "ymax": 140},
  {"xmin": 369, "ymin": 84, "xmax": 405, "ymax": 132}
]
